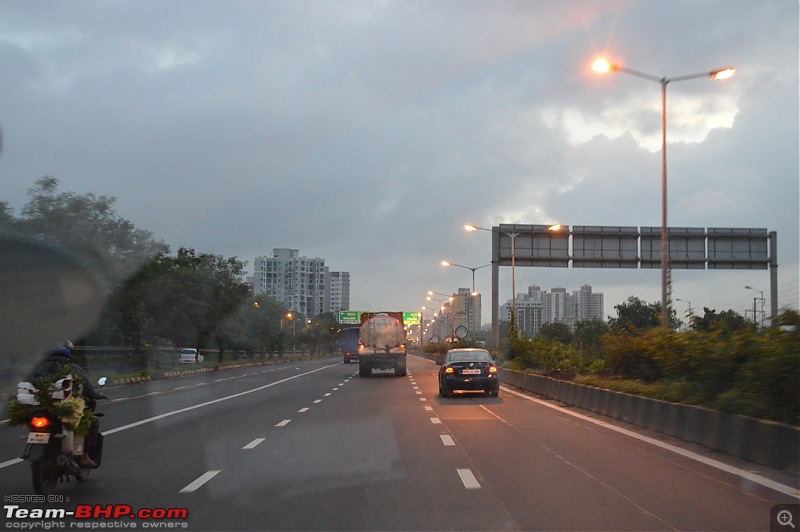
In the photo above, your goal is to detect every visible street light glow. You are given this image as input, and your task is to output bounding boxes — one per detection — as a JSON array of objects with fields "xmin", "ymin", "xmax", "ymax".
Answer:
[
  {"xmin": 592, "ymin": 57, "xmax": 614, "ymax": 73},
  {"xmin": 711, "ymin": 67, "xmax": 735, "ymax": 80},
  {"xmin": 464, "ymin": 224, "xmax": 478, "ymax": 232},
  {"xmin": 441, "ymin": 260, "xmax": 451, "ymax": 266}
]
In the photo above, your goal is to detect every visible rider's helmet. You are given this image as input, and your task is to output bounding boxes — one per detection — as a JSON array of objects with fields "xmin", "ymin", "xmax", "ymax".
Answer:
[{"xmin": 49, "ymin": 343, "xmax": 73, "ymax": 358}]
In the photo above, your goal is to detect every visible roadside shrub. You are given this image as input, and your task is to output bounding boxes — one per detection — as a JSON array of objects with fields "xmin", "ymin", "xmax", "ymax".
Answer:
[{"xmin": 601, "ymin": 329, "xmax": 662, "ymax": 382}]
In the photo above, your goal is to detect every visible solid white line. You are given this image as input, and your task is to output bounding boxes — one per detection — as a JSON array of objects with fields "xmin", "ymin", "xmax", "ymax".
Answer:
[
  {"xmin": 441, "ymin": 435, "xmax": 456, "ymax": 446},
  {"xmin": 501, "ymin": 386, "xmax": 800, "ymax": 499},
  {"xmin": 275, "ymin": 419, "xmax": 291, "ymax": 427},
  {"xmin": 457, "ymin": 468, "xmax": 481, "ymax": 489},
  {"xmin": 0, "ymin": 458, "xmax": 24, "ymax": 469},
  {"xmin": 179, "ymin": 470, "xmax": 220, "ymax": 493},
  {"xmin": 242, "ymin": 438, "xmax": 265, "ymax": 450},
  {"xmin": 101, "ymin": 363, "xmax": 339, "ymax": 436}
]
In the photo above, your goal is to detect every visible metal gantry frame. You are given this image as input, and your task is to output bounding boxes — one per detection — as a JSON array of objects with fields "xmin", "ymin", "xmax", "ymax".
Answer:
[{"xmin": 484, "ymin": 224, "xmax": 777, "ymax": 349}]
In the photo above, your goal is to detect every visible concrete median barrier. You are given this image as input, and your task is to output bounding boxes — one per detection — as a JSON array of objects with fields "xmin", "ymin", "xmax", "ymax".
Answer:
[{"xmin": 500, "ymin": 368, "xmax": 799, "ymax": 474}]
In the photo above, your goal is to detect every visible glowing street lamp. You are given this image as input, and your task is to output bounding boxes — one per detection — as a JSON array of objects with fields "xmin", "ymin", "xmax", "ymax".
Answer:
[
  {"xmin": 593, "ymin": 57, "xmax": 734, "ymax": 327},
  {"xmin": 465, "ymin": 223, "xmax": 560, "ymax": 328}
]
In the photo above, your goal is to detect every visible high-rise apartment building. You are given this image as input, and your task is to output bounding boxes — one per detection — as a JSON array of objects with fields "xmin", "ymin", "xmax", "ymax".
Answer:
[
  {"xmin": 452, "ymin": 288, "xmax": 482, "ymax": 337},
  {"xmin": 328, "ymin": 271, "xmax": 350, "ymax": 314},
  {"xmin": 503, "ymin": 284, "xmax": 604, "ymax": 336},
  {"xmin": 253, "ymin": 248, "xmax": 350, "ymax": 317}
]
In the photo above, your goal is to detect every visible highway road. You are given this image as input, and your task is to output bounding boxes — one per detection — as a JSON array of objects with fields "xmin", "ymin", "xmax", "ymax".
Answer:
[{"xmin": 2, "ymin": 355, "xmax": 798, "ymax": 530}]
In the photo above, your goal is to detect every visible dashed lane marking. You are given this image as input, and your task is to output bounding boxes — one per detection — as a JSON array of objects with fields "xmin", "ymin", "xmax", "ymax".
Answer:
[
  {"xmin": 457, "ymin": 469, "xmax": 481, "ymax": 489},
  {"xmin": 179, "ymin": 470, "xmax": 220, "ymax": 493},
  {"xmin": 242, "ymin": 438, "xmax": 265, "ymax": 450}
]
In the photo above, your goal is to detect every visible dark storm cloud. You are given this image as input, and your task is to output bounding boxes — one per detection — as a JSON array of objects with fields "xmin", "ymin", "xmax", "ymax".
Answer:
[{"xmin": 1, "ymin": 0, "xmax": 796, "ymax": 318}]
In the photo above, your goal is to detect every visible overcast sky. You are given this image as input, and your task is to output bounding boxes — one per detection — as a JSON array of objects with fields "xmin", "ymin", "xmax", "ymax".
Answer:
[{"xmin": 1, "ymin": 0, "xmax": 797, "ymax": 324}]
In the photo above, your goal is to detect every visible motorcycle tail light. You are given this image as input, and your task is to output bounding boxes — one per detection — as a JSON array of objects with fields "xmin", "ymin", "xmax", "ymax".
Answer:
[{"xmin": 30, "ymin": 416, "xmax": 50, "ymax": 429}]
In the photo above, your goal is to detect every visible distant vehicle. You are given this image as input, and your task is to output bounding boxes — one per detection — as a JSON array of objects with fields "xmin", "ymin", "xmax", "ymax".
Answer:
[
  {"xmin": 358, "ymin": 312, "xmax": 406, "ymax": 377},
  {"xmin": 437, "ymin": 348, "xmax": 499, "ymax": 397},
  {"xmin": 341, "ymin": 327, "xmax": 360, "ymax": 364},
  {"xmin": 178, "ymin": 348, "xmax": 202, "ymax": 364}
]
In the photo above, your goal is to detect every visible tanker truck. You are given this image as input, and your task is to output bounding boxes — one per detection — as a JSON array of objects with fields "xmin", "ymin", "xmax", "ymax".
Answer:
[{"xmin": 358, "ymin": 312, "xmax": 407, "ymax": 377}]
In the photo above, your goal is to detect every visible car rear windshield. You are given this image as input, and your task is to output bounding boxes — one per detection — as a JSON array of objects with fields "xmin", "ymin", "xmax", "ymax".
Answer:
[{"xmin": 448, "ymin": 351, "xmax": 492, "ymax": 363}]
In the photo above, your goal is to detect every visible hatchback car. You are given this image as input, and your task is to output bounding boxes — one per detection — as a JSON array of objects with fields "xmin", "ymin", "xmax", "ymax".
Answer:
[
  {"xmin": 437, "ymin": 348, "xmax": 499, "ymax": 397},
  {"xmin": 178, "ymin": 348, "xmax": 202, "ymax": 364}
]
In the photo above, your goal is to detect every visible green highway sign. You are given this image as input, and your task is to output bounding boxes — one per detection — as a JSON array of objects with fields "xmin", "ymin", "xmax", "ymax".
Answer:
[
  {"xmin": 403, "ymin": 311, "xmax": 421, "ymax": 325},
  {"xmin": 338, "ymin": 311, "xmax": 362, "ymax": 324}
]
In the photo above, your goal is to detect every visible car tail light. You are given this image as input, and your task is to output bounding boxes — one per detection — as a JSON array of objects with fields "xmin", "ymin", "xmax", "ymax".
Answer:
[
  {"xmin": 488, "ymin": 366, "xmax": 498, "ymax": 374},
  {"xmin": 30, "ymin": 416, "xmax": 50, "ymax": 429},
  {"xmin": 444, "ymin": 366, "xmax": 455, "ymax": 374}
]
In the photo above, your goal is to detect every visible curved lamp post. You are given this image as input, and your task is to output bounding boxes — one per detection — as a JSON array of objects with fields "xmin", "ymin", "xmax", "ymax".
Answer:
[
  {"xmin": 440, "ymin": 260, "xmax": 491, "ymax": 294},
  {"xmin": 592, "ymin": 58, "xmax": 734, "ymax": 328}
]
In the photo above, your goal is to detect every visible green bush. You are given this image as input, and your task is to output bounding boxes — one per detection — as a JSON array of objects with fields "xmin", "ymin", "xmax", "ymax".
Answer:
[{"xmin": 510, "ymin": 310, "xmax": 799, "ymax": 425}]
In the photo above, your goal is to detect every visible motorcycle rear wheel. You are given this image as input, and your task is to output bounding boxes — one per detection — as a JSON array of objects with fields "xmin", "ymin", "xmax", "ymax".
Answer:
[
  {"xmin": 31, "ymin": 456, "xmax": 59, "ymax": 495},
  {"xmin": 77, "ymin": 466, "xmax": 91, "ymax": 481}
]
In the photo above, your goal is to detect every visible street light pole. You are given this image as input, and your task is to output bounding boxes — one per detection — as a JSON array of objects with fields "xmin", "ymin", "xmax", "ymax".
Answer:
[
  {"xmin": 745, "ymin": 285, "xmax": 764, "ymax": 328},
  {"xmin": 440, "ymin": 260, "xmax": 491, "ymax": 294},
  {"xmin": 592, "ymin": 58, "xmax": 734, "ymax": 328}
]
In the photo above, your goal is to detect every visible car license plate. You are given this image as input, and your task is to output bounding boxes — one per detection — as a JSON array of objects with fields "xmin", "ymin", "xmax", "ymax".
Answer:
[
  {"xmin": 27, "ymin": 432, "xmax": 50, "ymax": 444},
  {"xmin": 461, "ymin": 369, "xmax": 481, "ymax": 375}
]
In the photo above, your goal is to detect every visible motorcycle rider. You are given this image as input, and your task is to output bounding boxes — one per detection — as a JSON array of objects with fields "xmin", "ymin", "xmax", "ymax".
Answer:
[{"xmin": 31, "ymin": 341, "xmax": 107, "ymax": 467}]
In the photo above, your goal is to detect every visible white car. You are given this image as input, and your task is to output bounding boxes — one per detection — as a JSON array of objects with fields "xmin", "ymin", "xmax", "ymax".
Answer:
[{"xmin": 178, "ymin": 348, "xmax": 203, "ymax": 364}]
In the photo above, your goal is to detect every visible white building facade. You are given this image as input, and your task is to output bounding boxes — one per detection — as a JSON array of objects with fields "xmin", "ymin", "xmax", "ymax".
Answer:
[
  {"xmin": 253, "ymin": 248, "xmax": 350, "ymax": 317},
  {"xmin": 502, "ymin": 284, "xmax": 604, "ymax": 336}
]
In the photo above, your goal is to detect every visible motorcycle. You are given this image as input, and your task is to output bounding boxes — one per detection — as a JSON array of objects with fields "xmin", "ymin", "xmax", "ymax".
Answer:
[{"xmin": 17, "ymin": 376, "xmax": 108, "ymax": 495}]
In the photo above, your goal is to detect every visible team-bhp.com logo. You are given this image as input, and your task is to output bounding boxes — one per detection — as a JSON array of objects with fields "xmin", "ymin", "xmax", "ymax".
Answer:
[{"xmin": 4, "ymin": 504, "xmax": 189, "ymax": 528}]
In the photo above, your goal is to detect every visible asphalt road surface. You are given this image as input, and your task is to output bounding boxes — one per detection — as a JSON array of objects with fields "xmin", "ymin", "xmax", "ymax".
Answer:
[{"xmin": 2, "ymin": 355, "xmax": 798, "ymax": 530}]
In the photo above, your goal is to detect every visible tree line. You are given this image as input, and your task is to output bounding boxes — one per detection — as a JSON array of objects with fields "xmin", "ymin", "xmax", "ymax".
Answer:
[
  {"xmin": 1, "ymin": 177, "xmax": 340, "ymax": 370},
  {"xmin": 503, "ymin": 297, "xmax": 799, "ymax": 425}
]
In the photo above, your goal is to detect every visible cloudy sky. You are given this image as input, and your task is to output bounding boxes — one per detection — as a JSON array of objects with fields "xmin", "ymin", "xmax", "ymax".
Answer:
[{"xmin": 1, "ymin": 0, "xmax": 797, "ymax": 324}]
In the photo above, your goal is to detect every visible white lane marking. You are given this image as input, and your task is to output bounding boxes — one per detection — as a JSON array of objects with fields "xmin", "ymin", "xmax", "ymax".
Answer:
[
  {"xmin": 424, "ymin": 406, "xmax": 433, "ymax": 411},
  {"xmin": 0, "ymin": 458, "xmax": 24, "ymax": 469},
  {"xmin": 419, "ymin": 398, "xmax": 427, "ymax": 402},
  {"xmin": 501, "ymin": 386, "xmax": 800, "ymax": 499},
  {"xmin": 324, "ymin": 393, "xmax": 332, "ymax": 397},
  {"xmin": 275, "ymin": 419, "xmax": 291, "ymax": 427},
  {"xmin": 180, "ymin": 470, "xmax": 220, "ymax": 493},
  {"xmin": 332, "ymin": 388, "xmax": 339, "ymax": 391},
  {"xmin": 457, "ymin": 469, "xmax": 481, "ymax": 489},
  {"xmin": 441, "ymin": 435, "xmax": 456, "ymax": 446},
  {"xmin": 101, "ymin": 363, "xmax": 339, "ymax": 436},
  {"xmin": 298, "ymin": 408, "xmax": 309, "ymax": 413},
  {"xmin": 430, "ymin": 417, "xmax": 441, "ymax": 424},
  {"xmin": 313, "ymin": 399, "xmax": 322, "ymax": 404},
  {"xmin": 415, "ymin": 391, "xmax": 422, "ymax": 395},
  {"xmin": 243, "ymin": 438, "xmax": 265, "ymax": 450}
]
